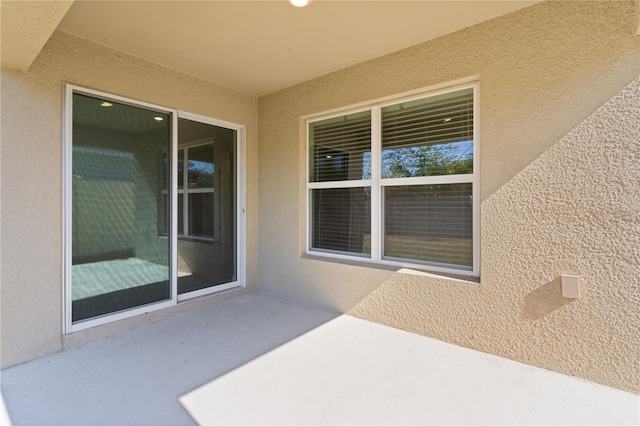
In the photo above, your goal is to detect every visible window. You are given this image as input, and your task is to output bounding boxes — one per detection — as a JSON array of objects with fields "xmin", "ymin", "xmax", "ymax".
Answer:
[
  {"xmin": 307, "ymin": 83, "xmax": 478, "ymax": 276},
  {"xmin": 161, "ymin": 141, "xmax": 216, "ymax": 240}
]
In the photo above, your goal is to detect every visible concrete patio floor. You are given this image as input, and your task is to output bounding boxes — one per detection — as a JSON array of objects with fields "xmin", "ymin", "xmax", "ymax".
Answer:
[{"xmin": 2, "ymin": 293, "xmax": 638, "ymax": 425}]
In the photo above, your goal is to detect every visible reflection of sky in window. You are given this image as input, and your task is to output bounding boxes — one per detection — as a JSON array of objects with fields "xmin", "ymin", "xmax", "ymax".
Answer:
[
  {"xmin": 381, "ymin": 140, "xmax": 473, "ymax": 177},
  {"xmin": 188, "ymin": 159, "xmax": 214, "ymax": 188},
  {"xmin": 361, "ymin": 140, "xmax": 473, "ymax": 179},
  {"xmin": 447, "ymin": 140, "xmax": 474, "ymax": 160},
  {"xmin": 362, "ymin": 152, "xmax": 371, "ymax": 180},
  {"xmin": 189, "ymin": 160, "xmax": 214, "ymax": 175}
]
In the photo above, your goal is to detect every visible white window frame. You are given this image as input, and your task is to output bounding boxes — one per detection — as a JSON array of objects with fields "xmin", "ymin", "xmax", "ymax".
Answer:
[
  {"xmin": 176, "ymin": 110, "xmax": 247, "ymax": 303},
  {"xmin": 63, "ymin": 84, "xmax": 246, "ymax": 333},
  {"xmin": 180, "ymin": 140, "xmax": 215, "ymax": 240},
  {"xmin": 162, "ymin": 138, "xmax": 218, "ymax": 242},
  {"xmin": 306, "ymin": 80, "xmax": 480, "ymax": 277}
]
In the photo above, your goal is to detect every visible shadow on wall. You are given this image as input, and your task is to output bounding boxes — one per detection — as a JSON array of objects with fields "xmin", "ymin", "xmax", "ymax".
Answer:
[
  {"xmin": 345, "ymin": 76, "xmax": 640, "ymax": 394},
  {"xmin": 346, "ymin": 268, "xmax": 480, "ymax": 338},
  {"xmin": 522, "ymin": 277, "xmax": 573, "ymax": 320}
]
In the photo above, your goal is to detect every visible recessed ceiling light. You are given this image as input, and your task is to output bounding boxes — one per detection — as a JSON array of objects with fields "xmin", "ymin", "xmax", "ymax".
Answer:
[
  {"xmin": 443, "ymin": 118, "xmax": 452, "ymax": 122},
  {"xmin": 154, "ymin": 116, "xmax": 164, "ymax": 121},
  {"xmin": 326, "ymin": 155, "xmax": 332, "ymax": 159},
  {"xmin": 290, "ymin": 0, "xmax": 311, "ymax": 7},
  {"xmin": 100, "ymin": 101, "xmax": 113, "ymax": 107}
]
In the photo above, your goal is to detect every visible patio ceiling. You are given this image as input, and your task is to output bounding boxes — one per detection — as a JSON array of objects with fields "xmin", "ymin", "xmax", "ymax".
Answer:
[{"xmin": 2, "ymin": 0, "xmax": 542, "ymax": 96}]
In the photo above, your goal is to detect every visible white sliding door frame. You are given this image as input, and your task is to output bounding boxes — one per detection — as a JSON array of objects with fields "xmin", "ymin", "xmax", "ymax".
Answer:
[
  {"xmin": 63, "ymin": 84, "xmax": 246, "ymax": 333},
  {"xmin": 176, "ymin": 111, "xmax": 246, "ymax": 302}
]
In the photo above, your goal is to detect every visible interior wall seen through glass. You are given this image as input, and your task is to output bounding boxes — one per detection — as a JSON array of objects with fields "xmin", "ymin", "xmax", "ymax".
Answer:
[
  {"xmin": 71, "ymin": 93, "xmax": 171, "ymax": 322},
  {"xmin": 175, "ymin": 117, "xmax": 237, "ymax": 294}
]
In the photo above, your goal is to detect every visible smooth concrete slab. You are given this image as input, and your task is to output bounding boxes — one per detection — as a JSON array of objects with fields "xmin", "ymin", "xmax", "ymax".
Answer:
[
  {"xmin": 2, "ymin": 293, "xmax": 639, "ymax": 425},
  {"xmin": 180, "ymin": 314, "xmax": 640, "ymax": 425},
  {"xmin": 1, "ymin": 294, "xmax": 338, "ymax": 425}
]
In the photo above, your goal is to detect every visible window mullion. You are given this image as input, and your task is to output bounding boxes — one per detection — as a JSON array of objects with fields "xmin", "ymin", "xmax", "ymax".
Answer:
[{"xmin": 370, "ymin": 107, "xmax": 381, "ymax": 261}]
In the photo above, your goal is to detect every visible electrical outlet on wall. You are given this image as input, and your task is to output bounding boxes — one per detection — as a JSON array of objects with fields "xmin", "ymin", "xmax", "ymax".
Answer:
[{"xmin": 561, "ymin": 273, "xmax": 581, "ymax": 298}]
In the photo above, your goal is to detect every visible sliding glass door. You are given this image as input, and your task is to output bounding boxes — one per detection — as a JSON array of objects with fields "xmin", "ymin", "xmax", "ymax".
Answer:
[
  {"xmin": 65, "ymin": 86, "xmax": 244, "ymax": 331},
  {"xmin": 70, "ymin": 93, "xmax": 172, "ymax": 323},
  {"xmin": 174, "ymin": 116, "xmax": 238, "ymax": 297}
]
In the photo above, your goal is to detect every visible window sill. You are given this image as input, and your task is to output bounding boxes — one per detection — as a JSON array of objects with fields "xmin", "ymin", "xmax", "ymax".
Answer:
[{"xmin": 301, "ymin": 252, "xmax": 480, "ymax": 284}]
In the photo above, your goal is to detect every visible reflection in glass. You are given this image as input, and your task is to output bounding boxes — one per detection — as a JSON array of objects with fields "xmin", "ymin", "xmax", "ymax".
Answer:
[
  {"xmin": 309, "ymin": 111, "xmax": 371, "ymax": 182},
  {"xmin": 178, "ymin": 149, "xmax": 184, "ymax": 189},
  {"xmin": 188, "ymin": 144, "xmax": 214, "ymax": 188},
  {"xmin": 189, "ymin": 193, "xmax": 214, "ymax": 238},
  {"xmin": 71, "ymin": 93, "xmax": 171, "ymax": 322},
  {"xmin": 383, "ymin": 183, "xmax": 473, "ymax": 268},
  {"xmin": 311, "ymin": 187, "xmax": 371, "ymax": 256},
  {"xmin": 381, "ymin": 88, "xmax": 473, "ymax": 178},
  {"xmin": 176, "ymin": 118, "xmax": 237, "ymax": 294}
]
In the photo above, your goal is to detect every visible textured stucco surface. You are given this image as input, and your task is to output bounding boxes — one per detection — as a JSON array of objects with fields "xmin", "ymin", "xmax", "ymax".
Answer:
[
  {"xmin": 349, "ymin": 77, "xmax": 640, "ymax": 394},
  {"xmin": 257, "ymin": 1, "xmax": 640, "ymax": 392},
  {"xmin": 0, "ymin": 1, "xmax": 73, "ymax": 71},
  {"xmin": 0, "ymin": 31, "xmax": 259, "ymax": 367}
]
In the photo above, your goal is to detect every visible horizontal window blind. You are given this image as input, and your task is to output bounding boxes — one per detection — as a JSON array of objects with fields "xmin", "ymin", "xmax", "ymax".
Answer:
[
  {"xmin": 383, "ymin": 184, "xmax": 473, "ymax": 267},
  {"xmin": 382, "ymin": 88, "xmax": 473, "ymax": 149},
  {"xmin": 309, "ymin": 111, "xmax": 371, "ymax": 182},
  {"xmin": 311, "ymin": 187, "xmax": 371, "ymax": 255},
  {"xmin": 307, "ymin": 84, "xmax": 477, "ymax": 274},
  {"xmin": 381, "ymin": 88, "xmax": 473, "ymax": 178}
]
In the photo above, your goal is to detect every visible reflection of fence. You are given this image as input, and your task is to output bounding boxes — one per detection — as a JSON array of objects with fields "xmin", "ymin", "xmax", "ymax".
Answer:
[
  {"xmin": 312, "ymin": 188, "xmax": 473, "ymax": 255},
  {"xmin": 384, "ymin": 195, "xmax": 472, "ymax": 239}
]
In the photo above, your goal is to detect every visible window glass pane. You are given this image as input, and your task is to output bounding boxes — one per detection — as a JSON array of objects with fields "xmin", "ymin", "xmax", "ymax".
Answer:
[
  {"xmin": 381, "ymin": 88, "xmax": 473, "ymax": 178},
  {"xmin": 188, "ymin": 144, "xmax": 214, "ymax": 188},
  {"xmin": 159, "ymin": 152, "xmax": 170, "ymax": 236},
  {"xmin": 188, "ymin": 192, "xmax": 214, "ymax": 238},
  {"xmin": 178, "ymin": 149, "xmax": 184, "ymax": 189},
  {"xmin": 178, "ymin": 193, "xmax": 184, "ymax": 235},
  {"xmin": 309, "ymin": 111, "xmax": 371, "ymax": 182},
  {"xmin": 177, "ymin": 117, "xmax": 237, "ymax": 294},
  {"xmin": 71, "ymin": 93, "xmax": 171, "ymax": 322},
  {"xmin": 159, "ymin": 194, "xmax": 169, "ymax": 235},
  {"xmin": 161, "ymin": 151, "xmax": 169, "ymax": 189},
  {"xmin": 383, "ymin": 184, "xmax": 473, "ymax": 268},
  {"xmin": 311, "ymin": 187, "xmax": 371, "ymax": 255}
]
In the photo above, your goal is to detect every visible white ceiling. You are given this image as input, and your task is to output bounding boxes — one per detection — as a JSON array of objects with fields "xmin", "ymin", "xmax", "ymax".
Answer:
[{"xmin": 56, "ymin": 1, "xmax": 539, "ymax": 97}]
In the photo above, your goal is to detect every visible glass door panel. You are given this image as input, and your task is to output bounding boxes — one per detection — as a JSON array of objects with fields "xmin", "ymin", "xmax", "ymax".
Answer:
[
  {"xmin": 177, "ymin": 117, "xmax": 237, "ymax": 294},
  {"xmin": 71, "ymin": 93, "xmax": 172, "ymax": 322}
]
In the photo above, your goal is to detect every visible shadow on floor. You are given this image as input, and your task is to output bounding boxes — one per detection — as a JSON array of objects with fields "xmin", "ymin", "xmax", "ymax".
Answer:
[
  {"xmin": 1, "ymin": 294, "xmax": 339, "ymax": 426},
  {"xmin": 3, "ymin": 293, "xmax": 639, "ymax": 425}
]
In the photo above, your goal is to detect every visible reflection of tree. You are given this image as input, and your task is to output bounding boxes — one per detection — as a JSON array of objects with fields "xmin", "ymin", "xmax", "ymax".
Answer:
[
  {"xmin": 382, "ymin": 143, "xmax": 473, "ymax": 178},
  {"xmin": 189, "ymin": 161, "xmax": 214, "ymax": 188}
]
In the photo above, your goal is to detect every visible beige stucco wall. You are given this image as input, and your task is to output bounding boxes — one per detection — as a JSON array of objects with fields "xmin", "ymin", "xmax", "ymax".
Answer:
[
  {"xmin": 257, "ymin": 1, "xmax": 640, "ymax": 393},
  {"xmin": 0, "ymin": 31, "xmax": 259, "ymax": 367}
]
